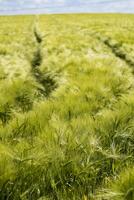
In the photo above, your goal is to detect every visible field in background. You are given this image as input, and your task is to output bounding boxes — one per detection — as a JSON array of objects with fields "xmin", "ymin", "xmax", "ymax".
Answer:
[{"xmin": 0, "ymin": 14, "xmax": 134, "ymax": 200}]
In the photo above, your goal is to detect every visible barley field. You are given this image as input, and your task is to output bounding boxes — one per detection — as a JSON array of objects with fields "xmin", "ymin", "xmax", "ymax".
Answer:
[{"xmin": 0, "ymin": 14, "xmax": 134, "ymax": 200}]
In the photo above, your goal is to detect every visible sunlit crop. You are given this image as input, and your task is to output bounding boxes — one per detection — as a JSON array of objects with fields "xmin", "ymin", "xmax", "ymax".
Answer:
[{"xmin": 0, "ymin": 14, "xmax": 134, "ymax": 200}]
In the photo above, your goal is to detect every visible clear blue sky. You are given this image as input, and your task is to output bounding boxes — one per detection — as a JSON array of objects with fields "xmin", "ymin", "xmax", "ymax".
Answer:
[{"xmin": 0, "ymin": 0, "xmax": 134, "ymax": 15}]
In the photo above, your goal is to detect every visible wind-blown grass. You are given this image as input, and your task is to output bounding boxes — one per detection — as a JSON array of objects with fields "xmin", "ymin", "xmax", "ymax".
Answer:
[{"xmin": 0, "ymin": 14, "xmax": 134, "ymax": 200}]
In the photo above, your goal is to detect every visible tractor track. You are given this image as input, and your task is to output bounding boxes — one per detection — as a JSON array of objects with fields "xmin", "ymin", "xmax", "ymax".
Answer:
[
  {"xmin": 31, "ymin": 26, "xmax": 58, "ymax": 97},
  {"xmin": 95, "ymin": 33, "xmax": 134, "ymax": 71}
]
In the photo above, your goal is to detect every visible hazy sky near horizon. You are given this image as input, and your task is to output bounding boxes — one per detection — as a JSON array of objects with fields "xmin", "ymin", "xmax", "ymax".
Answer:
[{"xmin": 0, "ymin": 0, "xmax": 134, "ymax": 14}]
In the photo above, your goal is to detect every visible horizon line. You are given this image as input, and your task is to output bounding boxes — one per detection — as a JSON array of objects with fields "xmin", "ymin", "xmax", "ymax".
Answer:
[{"xmin": 0, "ymin": 11, "xmax": 134, "ymax": 16}]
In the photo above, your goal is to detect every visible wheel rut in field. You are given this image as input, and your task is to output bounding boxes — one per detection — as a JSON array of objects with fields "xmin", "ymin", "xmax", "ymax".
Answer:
[
  {"xmin": 96, "ymin": 34, "xmax": 134, "ymax": 71},
  {"xmin": 11, "ymin": 25, "xmax": 60, "ymax": 117},
  {"xmin": 31, "ymin": 27, "xmax": 58, "ymax": 97}
]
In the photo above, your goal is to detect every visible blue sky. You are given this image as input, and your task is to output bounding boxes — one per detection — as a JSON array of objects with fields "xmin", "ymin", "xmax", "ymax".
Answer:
[{"xmin": 0, "ymin": 0, "xmax": 134, "ymax": 15}]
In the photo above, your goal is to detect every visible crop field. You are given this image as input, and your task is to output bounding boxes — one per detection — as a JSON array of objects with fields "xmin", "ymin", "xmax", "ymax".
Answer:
[{"xmin": 0, "ymin": 14, "xmax": 134, "ymax": 200}]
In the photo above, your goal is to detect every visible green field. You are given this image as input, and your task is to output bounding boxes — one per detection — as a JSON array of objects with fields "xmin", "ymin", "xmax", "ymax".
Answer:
[{"xmin": 0, "ymin": 14, "xmax": 134, "ymax": 200}]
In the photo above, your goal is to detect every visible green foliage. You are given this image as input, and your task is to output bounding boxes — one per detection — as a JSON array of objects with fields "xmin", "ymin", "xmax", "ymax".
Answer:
[
  {"xmin": 31, "ymin": 47, "xmax": 43, "ymax": 68},
  {"xmin": 96, "ymin": 167, "xmax": 134, "ymax": 200},
  {"xmin": 34, "ymin": 27, "xmax": 43, "ymax": 44},
  {"xmin": 0, "ymin": 14, "xmax": 134, "ymax": 200},
  {"xmin": 0, "ymin": 103, "xmax": 12, "ymax": 125}
]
